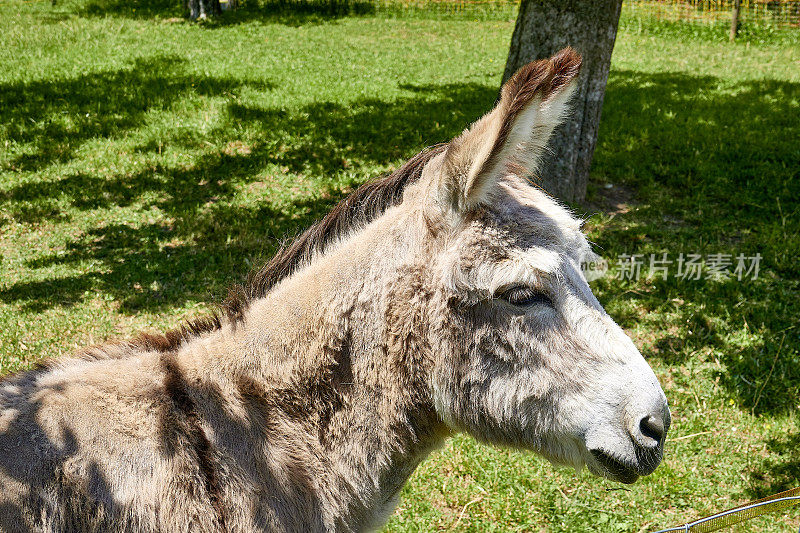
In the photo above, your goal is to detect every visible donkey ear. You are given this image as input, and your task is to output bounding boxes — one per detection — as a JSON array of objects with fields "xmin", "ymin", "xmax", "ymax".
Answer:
[{"xmin": 437, "ymin": 47, "xmax": 581, "ymax": 211}]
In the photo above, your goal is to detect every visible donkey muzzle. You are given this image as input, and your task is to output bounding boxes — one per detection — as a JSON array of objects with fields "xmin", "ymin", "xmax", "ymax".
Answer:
[{"xmin": 588, "ymin": 400, "xmax": 671, "ymax": 484}]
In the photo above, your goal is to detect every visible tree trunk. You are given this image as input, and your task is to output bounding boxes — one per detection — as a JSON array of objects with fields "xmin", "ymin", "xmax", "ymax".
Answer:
[
  {"xmin": 503, "ymin": 0, "xmax": 623, "ymax": 203},
  {"xmin": 186, "ymin": 0, "xmax": 222, "ymax": 19},
  {"xmin": 730, "ymin": 0, "xmax": 742, "ymax": 41}
]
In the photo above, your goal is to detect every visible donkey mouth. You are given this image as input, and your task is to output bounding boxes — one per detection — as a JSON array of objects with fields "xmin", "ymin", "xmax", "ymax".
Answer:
[{"xmin": 589, "ymin": 449, "xmax": 640, "ymax": 484}]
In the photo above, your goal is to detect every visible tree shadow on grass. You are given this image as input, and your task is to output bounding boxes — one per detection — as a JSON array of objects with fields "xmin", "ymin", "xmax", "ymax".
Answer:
[
  {"xmin": 1, "ymin": 200, "xmax": 327, "ymax": 313},
  {"xmin": 588, "ymin": 70, "xmax": 800, "ymax": 415},
  {"xmin": 0, "ymin": 78, "xmax": 497, "ymax": 315},
  {"xmin": 73, "ymin": 0, "xmax": 376, "ymax": 26},
  {"xmin": 75, "ymin": 0, "xmax": 183, "ymax": 20},
  {"xmin": 0, "ymin": 55, "xmax": 274, "ymax": 176},
  {"xmin": 747, "ymin": 433, "xmax": 800, "ymax": 499}
]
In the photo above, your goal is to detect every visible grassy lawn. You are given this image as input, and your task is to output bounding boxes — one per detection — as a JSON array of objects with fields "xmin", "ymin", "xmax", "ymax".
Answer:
[{"xmin": 1, "ymin": 1, "xmax": 799, "ymax": 531}]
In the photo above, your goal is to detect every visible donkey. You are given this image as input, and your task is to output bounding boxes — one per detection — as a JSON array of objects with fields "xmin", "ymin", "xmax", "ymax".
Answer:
[{"xmin": 0, "ymin": 47, "xmax": 669, "ymax": 532}]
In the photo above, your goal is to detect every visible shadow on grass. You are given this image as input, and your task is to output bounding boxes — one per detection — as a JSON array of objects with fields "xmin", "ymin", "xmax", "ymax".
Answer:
[
  {"xmin": 74, "ymin": 0, "xmax": 376, "ymax": 26},
  {"xmin": 0, "ymin": 55, "xmax": 274, "ymax": 176},
  {"xmin": 748, "ymin": 433, "xmax": 800, "ymax": 499},
  {"xmin": 0, "ymin": 59, "xmax": 496, "ymax": 315},
  {"xmin": 587, "ymin": 70, "xmax": 800, "ymax": 415}
]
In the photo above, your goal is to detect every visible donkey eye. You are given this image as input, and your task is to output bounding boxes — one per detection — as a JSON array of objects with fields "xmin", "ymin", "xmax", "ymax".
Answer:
[{"xmin": 496, "ymin": 286, "xmax": 553, "ymax": 308}]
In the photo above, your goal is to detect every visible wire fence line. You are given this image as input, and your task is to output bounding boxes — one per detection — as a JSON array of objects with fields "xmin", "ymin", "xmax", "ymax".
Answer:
[
  {"xmin": 626, "ymin": 0, "xmax": 800, "ymax": 28},
  {"xmin": 652, "ymin": 487, "xmax": 800, "ymax": 532},
  {"xmin": 303, "ymin": 0, "xmax": 800, "ymax": 27}
]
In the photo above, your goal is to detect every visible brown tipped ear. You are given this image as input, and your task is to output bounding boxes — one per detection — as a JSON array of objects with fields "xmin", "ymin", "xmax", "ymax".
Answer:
[{"xmin": 437, "ymin": 47, "xmax": 581, "ymax": 212}]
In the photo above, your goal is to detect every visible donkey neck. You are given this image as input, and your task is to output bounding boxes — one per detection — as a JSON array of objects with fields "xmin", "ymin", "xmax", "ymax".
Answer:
[{"xmin": 234, "ymin": 209, "xmax": 448, "ymax": 529}]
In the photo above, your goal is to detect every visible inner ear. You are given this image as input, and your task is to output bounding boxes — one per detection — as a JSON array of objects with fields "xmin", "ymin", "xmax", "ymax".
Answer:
[{"xmin": 436, "ymin": 47, "xmax": 582, "ymax": 214}]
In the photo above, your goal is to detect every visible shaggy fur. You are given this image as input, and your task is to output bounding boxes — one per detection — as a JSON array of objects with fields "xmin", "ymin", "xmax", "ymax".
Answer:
[{"xmin": 0, "ymin": 49, "xmax": 669, "ymax": 533}]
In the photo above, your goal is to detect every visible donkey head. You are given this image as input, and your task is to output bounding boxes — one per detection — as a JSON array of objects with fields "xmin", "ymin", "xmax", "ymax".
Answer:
[{"xmin": 400, "ymin": 48, "xmax": 669, "ymax": 483}]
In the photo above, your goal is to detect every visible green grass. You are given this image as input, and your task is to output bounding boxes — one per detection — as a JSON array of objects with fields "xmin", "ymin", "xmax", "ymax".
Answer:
[
  {"xmin": 1, "ymin": 1, "xmax": 799, "ymax": 531},
  {"xmin": 618, "ymin": 10, "xmax": 800, "ymax": 46}
]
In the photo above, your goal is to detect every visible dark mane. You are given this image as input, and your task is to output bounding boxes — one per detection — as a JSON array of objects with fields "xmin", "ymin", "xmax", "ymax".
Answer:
[{"xmin": 133, "ymin": 143, "xmax": 448, "ymax": 354}]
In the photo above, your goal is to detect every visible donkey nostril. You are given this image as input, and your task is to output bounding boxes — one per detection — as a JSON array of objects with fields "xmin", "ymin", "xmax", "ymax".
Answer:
[{"xmin": 639, "ymin": 414, "xmax": 665, "ymax": 444}]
